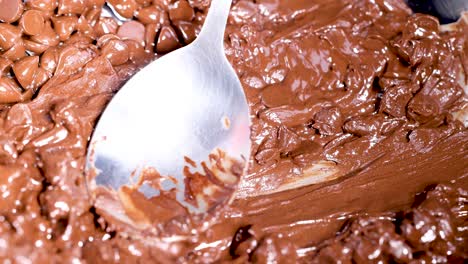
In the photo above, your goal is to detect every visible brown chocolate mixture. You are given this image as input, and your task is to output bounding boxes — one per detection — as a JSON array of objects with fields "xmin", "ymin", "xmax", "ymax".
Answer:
[{"xmin": 0, "ymin": 0, "xmax": 467, "ymax": 263}]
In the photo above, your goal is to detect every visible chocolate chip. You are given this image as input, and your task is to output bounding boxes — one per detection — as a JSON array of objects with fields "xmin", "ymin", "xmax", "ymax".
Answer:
[
  {"xmin": 0, "ymin": 77, "xmax": 23, "ymax": 103},
  {"xmin": 25, "ymin": 0, "xmax": 58, "ymax": 13},
  {"xmin": 155, "ymin": 25, "xmax": 181, "ymax": 54},
  {"xmin": 2, "ymin": 41, "xmax": 27, "ymax": 61},
  {"xmin": 124, "ymin": 39, "xmax": 146, "ymax": 63},
  {"xmin": 57, "ymin": 0, "xmax": 86, "ymax": 15},
  {"xmin": 40, "ymin": 47, "xmax": 58, "ymax": 74},
  {"xmin": 144, "ymin": 23, "xmax": 160, "ymax": 52},
  {"xmin": 24, "ymin": 39, "xmax": 49, "ymax": 54},
  {"xmin": 0, "ymin": 24, "xmax": 22, "ymax": 51},
  {"xmin": 0, "ymin": 0, "xmax": 23, "ymax": 23},
  {"xmin": 117, "ymin": 20, "xmax": 145, "ymax": 45},
  {"xmin": 94, "ymin": 17, "xmax": 119, "ymax": 37},
  {"xmin": 12, "ymin": 56, "xmax": 40, "ymax": 89},
  {"xmin": 168, "ymin": 0, "xmax": 195, "ymax": 22},
  {"xmin": 136, "ymin": 5, "xmax": 167, "ymax": 25},
  {"xmin": 107, "ymin": 0, "xmax": 139, "ymax": 19},
  {"xmin": 101, "ymin": 39, "xmax": 130, "ymax": 66},
  {"xmin": 30, "ymin": 21, "xmax": 60, "ymax": 47},
  {"xmin": 51, "ymin": 15, "xmax": 78, "ymax": 41},
  {"xmin": 173, "ymin": 21, "xmax": 196, "ymax": 44},
  {"xmin": 20, "ymin": 10, "xmax": 46, "ymax": 37},
  {"xmin": 0, "ymin": 57, "xmax": 13, "ymax": 76}
]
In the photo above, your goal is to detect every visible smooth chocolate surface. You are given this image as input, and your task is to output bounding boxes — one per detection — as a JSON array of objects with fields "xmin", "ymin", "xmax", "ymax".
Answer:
[{"xmin": 0, "ymin": 0, "xmax": 466, "ymax": 263}]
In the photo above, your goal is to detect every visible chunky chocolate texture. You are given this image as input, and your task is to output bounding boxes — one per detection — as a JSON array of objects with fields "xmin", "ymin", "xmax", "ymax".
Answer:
[
  {"xmin": 306, "ymin": 184, "xmax": 468, "ymax": 263},
  {"xmin": 0, "ymin": 0, "xmax": 466, "ymax": 262}
]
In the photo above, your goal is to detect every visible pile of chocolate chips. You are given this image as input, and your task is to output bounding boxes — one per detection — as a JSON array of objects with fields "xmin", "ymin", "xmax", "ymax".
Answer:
[
  {"xmin": 308, "ymin": 184, "xmax": 468, "ymax": 263},
  {"xmin": 0, "ymin": 0, "xmax": 204, "ymax": 106}
]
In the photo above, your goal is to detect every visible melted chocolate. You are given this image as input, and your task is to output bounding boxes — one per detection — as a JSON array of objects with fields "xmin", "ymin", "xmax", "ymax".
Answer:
[{"xmin": 0, "ymin": 0, "xmax": 466, "ymax": 262}]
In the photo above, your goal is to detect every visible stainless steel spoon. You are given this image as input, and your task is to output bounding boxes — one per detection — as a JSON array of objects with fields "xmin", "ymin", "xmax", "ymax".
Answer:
[{"xmin": 86, "ymin": 0, "xmax": 250, "ymax": 211}]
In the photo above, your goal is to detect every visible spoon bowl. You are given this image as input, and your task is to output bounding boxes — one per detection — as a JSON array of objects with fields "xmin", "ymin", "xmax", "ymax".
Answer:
[{"xmin": 86, "ymin": 0, "xmax": 250, "ymax": 213}]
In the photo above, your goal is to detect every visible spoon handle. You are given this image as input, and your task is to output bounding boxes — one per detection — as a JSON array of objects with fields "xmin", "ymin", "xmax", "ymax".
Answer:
[{"xmin": 196, "ymin": 0, "xmax": 233, "ymax": 50}]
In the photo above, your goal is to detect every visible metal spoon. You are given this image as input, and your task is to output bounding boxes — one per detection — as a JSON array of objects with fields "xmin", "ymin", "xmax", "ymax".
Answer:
[
  {"xmin": 86, "ymin": 0, "xmax": 250, "ymax": 212},
  {"xmin": 406, "ymin": 0, "xmax": 467, "ymax": 23}
]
